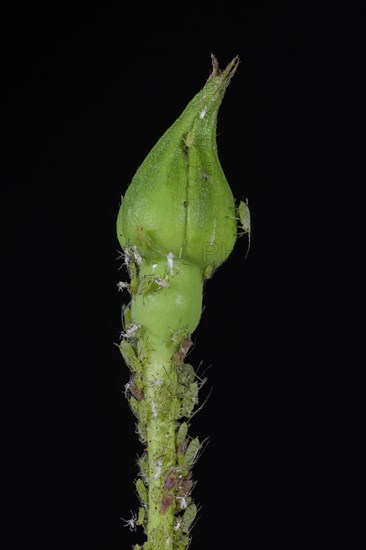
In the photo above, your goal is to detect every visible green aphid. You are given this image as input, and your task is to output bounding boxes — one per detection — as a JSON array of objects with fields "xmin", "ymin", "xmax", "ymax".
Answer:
[
  {"xmin": 184, "ymin": 129, "xmax": 195, "ymax": 148},
  {"xmin": 138, "ymin": 399, "xmax": 150, "ymax": 425},
  {"xmin": 181, "ymin": 437, "xmax": 201, "ymax": 471},
  {"xmin": 137, "ymin": 331, "xmax": 149, "ymax": 362},
  {"xmin": 178, "ymin": 363, "xmax": 196, "ymax": 385},
  {"xmin": 137, "ymin": 274, "xmax": 157, "ymax": 297},
  {"xmin": 136, "ymin": 506, "xmax": 146, "ymax": 526},
  {"xmin": 136, "ymin": 478, "xmax": 148, "ymax": 505},
  {"xmin": 176, "ymin": 422, "xmax": 189, "ymax": 448},
  {"xmin": 170, "ymin": 397, "xmax": 181, "ymax": 421},
  {"xmin": 134, "ymin": 226, "xmax": 166, "ymax": 260},
  {"xmin": 203, "ymin": 264, "xmax": 213, "ymax": 280},
  {"xmin": 128, "ymin": 260, "xmax": 139, "ymax": 294},
  {"xmin": 171, "ymin": 326, "xmax": 189, "ymax": 349},
  {"xmin": 238, "ymin": 198, "xmax": 251, "ymax": 258},
  {"xmin": 128, "ymin": 396, "xmax": 140, "ymax": 418},
  {"xmin": 136, "ymin": 420, "xmax": 147, "ymax": 444},
  {"xmin": 119, "ymin": 339, "xmax": 143, "ymax": 374},
  {"xmin": 181, "ymin": 503, "xmax": 197, "ymax": 533},
  {"xmin": 180, "ymin": 382, "xmax": 199, "ymax": 418},
  {"xmin": 122, "ymin": 304, "xmax": 132, "ymax": 327},
  {"xmin": 173, "ymin": 534, "xmax": 191, "ymax": 550},
  {"xmin": 137, "ymin": 452, "xmax": 149, "ymax": 483}
]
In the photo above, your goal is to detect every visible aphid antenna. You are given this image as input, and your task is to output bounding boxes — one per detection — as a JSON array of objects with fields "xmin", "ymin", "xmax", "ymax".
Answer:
[
  {"xmin": 193, "ymin": 436, "xmax": 210, "ymax": 465},
  {"xmin": 189, "ymin": 386, "xmax": 213, "ymax": 420},
  {"xmin": 195, "ymin": 360, "xmax": 210, "ymax": 378}
]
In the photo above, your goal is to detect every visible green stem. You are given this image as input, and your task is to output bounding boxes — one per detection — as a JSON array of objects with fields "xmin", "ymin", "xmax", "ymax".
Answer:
[{"xmin": 145, "ymin": 339, "xmax": 176, "ymax": 546}]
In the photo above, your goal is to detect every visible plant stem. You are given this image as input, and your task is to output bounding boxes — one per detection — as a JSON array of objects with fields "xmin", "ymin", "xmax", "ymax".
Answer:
[{"xmin": 145, "ymin": 338, "xmax": 176, "ymax": 546}]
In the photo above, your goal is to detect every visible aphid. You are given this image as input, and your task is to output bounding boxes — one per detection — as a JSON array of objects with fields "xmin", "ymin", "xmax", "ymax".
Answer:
[
  {"xmin": 170, "ymin": 397, "xmax": 181, "ymax": 421},
  {"xmin": 135, "ymin": 226, "xmax": 166, "ymax": 258},
  {"xmin": 173, "ymin": 535, "xmax": 190, "ymax": 550},
  {"xmin": 164, "ymin": 469, "xmax": 181, "ymax": 490},
  {"xmin": 122, "ymin": 304, "xmax": 132, "ymax": 326},
  {"xmin": 135, "ymin": 478, "xmax": 148, "ymax": 505},
  {"xmin": 127, "ymin": 395, "xmax": 139, "ymax": 418},
  {"xmin": 180, "ymin": 337, "xmax": 193, "ymax": 357},
  {"xmin": 176, "ymin": 422, "xmax": 189, "ymax": 451},
  {"xmin": 181, "ymin": 503, "xmax": 197, "ymax": 533},
  {"xmin": 155, "ymin": 276, "xmax": 170, "ymax": 288},
  {"xmin": 184, "ymin": 129, "xmax": 195, "ymax": 148},
  {"xmin": 160, "ymin": 493, "xmax": 173, "ymax": 515},
  {"xmin": 176, "ymin": 472, "xmax": 193, "ymax": 498},
  {"xmin": 138, "ymin": 399, "xmax": 150, "ymax": 425},
  {"xmin": 153, "ymin": 459, "xmax": 163, "ymax": 480},
  {"xmin": 180, "ymin": 382, "xmax": 199, "ymax": 418},
  {"xmin": 174, "ymin": 516, "xmax": 183, "ymax": 531},
  {"xmin": 150, "ymin": 399, "xmax": 158, "ymax": 418},
  {"xmin": 121, "ymin": 510, "xmax": 137, "ymax": 531},
  {"xmin": 203, "ymin": 265, "xmax": 213, "ymax": 279},
  {"xmin": 166, "ymin": 251, "xmax": 174, "ymax": 275},
  {"xmin": 135, "ymin": 420, "xmax": 147, "ymax": 444},
  {"xmin": 173, "ymin": 351, "xmax": 182, "ymax": 366},
  {"xmin": 177, "ymin": 495, "xmax": 189, "ymax": 510},
  {"xmin": 116, "ymin": 247, "xmax": 130, "ymax": 270},
  {"xmin": 136, "ymin": 506, "xmax": 145, "ymax": 526},
  {"xmin": 182, "ymin": 363, "xmax": 196, "ymax": 384},
  {"xmin": 119, "ymin": 339, "xmax": 143, "ymax": 374},
  {"xmin": 120, "ymin": 322, "xmax": 140, "ymax": 340},
  {"xmin": 132, "ymin": 245, "xmax": 143, "ymax": 265},
  {"xmin": 171, "ymin": 325, "xmax": 189, "ymax": 348},
  {"xmin": 127, "ymin": 379, "xmax": 144, "ymax": 402},
  {"xmin": 137, "ymin": 274, "xmax": 156, "ymax": 297},
  {"xmin": 137, "ymin": 331, "xmax": 149, "ymax": 362},
  {"xmin": 181, "ymin": 437, "xmax": 201, "ymax": 471},
  {"xmin": 238, "ymin": 198, "xmax": 251, "ymax": 258},
  {"xmin": 137, "ymin": 452, "xmax": 149, "ymax": 483},
  {"xmin": 117, "ymin": 280, "xmax": 129, "ymax": 292},
  {"xmin": 177, "ymin": 438, "xmax": 189, "ymax": 460}
]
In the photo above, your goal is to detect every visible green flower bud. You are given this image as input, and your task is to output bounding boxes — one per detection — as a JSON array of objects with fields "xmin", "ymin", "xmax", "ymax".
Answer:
[{"xmin": 117, "ymin": 55, "xmax": 239, "ymax": 271}]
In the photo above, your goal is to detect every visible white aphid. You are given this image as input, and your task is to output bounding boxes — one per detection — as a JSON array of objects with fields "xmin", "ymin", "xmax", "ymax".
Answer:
[
  {"xmin": 151, "ymin": 399, "xmax": 158, "ymax": 418},
  {"xmin": 153, "ymin": 459, "xmax": 163, "ymax": 480},
  {"xmin": 167, "ymin": 252, "xmax": 174, "ymax": 275},
  {"xmin": 199, "ymin": 107, "xmax": 207, "ymax": 119},
  {"xmin": 132, "ymin": 245, "xmax": 142, "ymax": 265},
  {"xmin": 155, "ymin": 276, "xmax": 169, "ymax": 288},
  {"xmin": 120, "ymin": 510, "xmax": 137, "ymax": 531},
  {"xmin": 177, "ymin": 496, "xmax": 188, "ymax": 509},
  {"xmin": 121, "ymin": 323, "xmax": 140, "ymax": 339},
  {"xmin": 125, "ymin": 247, "xmax": 131, "ymax": 264},
  {"xmin": 174, "ymin": 517, "xmax": 183, "ymax": 531},
  {"xmin": 117, "ymin": 281, "xmax": 129, "ymax": 292}
]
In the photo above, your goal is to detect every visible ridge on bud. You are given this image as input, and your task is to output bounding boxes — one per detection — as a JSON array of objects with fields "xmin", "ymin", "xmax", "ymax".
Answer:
[{"xmin": 117, "ymin": 55, "xmax": 239, "ymax": 272}]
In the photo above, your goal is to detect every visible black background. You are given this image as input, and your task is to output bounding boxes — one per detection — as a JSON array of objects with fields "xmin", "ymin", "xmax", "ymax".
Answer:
[{"xmin": 1, "ymin": 3, "xmax": 362, "ymax": 549}]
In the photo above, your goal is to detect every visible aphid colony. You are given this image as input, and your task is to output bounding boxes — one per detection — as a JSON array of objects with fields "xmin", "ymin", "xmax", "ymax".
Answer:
[{"xmin": 118, "ymin": 246, "xmax": 205, "ymax": 549}]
